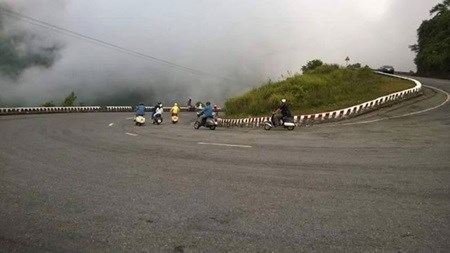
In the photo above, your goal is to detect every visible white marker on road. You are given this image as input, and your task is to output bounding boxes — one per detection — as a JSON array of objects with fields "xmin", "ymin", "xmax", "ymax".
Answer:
[
  {"xmin": 125, "ymin": 132, "xmax": 138, "ymax": 136},
  {"xmin": 198, "ymin": 142, "xmax": 252, "ymax": 148},
  {"xmin": 126, "ymin": 117, "xmax": 134, "ymax": 120},
  {"xmin": 109, "ymin": 123, "xmax": 114, "ymax": 126}
]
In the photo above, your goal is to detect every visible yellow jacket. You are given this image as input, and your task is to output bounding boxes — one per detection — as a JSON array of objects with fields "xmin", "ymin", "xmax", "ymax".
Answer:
[{"xmin": 170, "ymin": 104, "xmax": 180, "ymax": 114}]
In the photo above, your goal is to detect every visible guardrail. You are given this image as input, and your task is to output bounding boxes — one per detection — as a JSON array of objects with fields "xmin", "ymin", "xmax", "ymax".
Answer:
[
  {"xmin": 0, "ymin": 105, "xmax": 201, "ymax": 115},
  {"xmin": 0, "ymin": 106, "xmax": 102, "ymax": 114},
  {"xmin": 220, "ymin": 72, "xmax": 422, "ymax": 127}
]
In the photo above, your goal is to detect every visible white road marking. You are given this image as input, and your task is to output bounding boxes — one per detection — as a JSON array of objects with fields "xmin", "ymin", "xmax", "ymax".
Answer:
[
  {"xmin": 126, "ymin": 117, "xmax": 134, "ymax": 120},
  {"xmin": 109, "ymin": 123, "xmax": 114, "ymax": 126},
  {"xmin": 340, "ymin": 85, "xmax": 450, "ymax": 126},
  {"xmin": 125, "ymin": 132, "xmax": 138, "ymax": 136},
  {"xmin": 198, "ymin": 142, "xmax": 252, "ymax": 148}
]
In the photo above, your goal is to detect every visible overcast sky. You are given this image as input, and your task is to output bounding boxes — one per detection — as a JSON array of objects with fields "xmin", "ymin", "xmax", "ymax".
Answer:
[{"xmin": 0, "ymin": 0, "xmax": 440, "ymax": 106}]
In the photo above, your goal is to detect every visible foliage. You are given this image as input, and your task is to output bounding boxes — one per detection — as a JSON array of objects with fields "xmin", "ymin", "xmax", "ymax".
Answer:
[
  {"xmin": 347, "ymin": 63, "xmax": 362, "ymax": 69},
  {"xmin": 301, "ymin": 59, "xmax": 323, "ymax": 73},
  {"xmin": 60, "ymin": 92, "xmax": 77, "ymax": 106},
  {"xmin": 430, "ymin": 0, "xmax": 450, "ymax": 16},
  {"xmin": 224, "ymin": 64, "xmax": 414, "ymax": 117},
  {"xmin": 41, "ymin": 101, "xmax": 55, "ymax": 107},
  {"xmin": 410, "ymin": 0, "xmax": 450, "ymax": 78}
]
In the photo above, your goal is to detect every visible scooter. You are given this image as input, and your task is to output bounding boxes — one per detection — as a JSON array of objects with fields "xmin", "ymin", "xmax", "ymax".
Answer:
[
  {"xmin": 264, "ymin": 113, "xmax": 295, "ymax": 131},
  {"xmin": 171, "ymin": 114, "xmax": 179, "ymax": 124},
  {"xmin": 134, "ymin": 115, "xmax": 146, "ymax": 126},
  {"xmin": 153, "ymin": 113, "xmax": 163, "ymax": 125},
  {"xmin": 194, "ymin": 113, "xmax": 217, "ymax": 130}
]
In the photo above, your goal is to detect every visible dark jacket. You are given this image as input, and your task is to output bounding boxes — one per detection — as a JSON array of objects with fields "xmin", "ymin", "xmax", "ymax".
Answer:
[{"xmin": 280, "ymin": 103, "xmax": 291, "ymax": 117}]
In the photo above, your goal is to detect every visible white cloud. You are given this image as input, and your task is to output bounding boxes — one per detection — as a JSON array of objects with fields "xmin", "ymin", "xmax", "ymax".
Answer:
[{"xmin": 0, "ymin": 0, "xmax": 442, "ymax": 105}]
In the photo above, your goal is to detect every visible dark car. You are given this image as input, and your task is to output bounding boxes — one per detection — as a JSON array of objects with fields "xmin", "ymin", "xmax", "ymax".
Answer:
[{"xmin": 379, "ymin": 65, "xmax": 395, "ymax": 74}]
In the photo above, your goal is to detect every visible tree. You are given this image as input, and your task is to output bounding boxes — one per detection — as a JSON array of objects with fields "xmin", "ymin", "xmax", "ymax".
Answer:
[
  {"xmin": 430, "ymin": 0, "xmax": 449, "ymax": 16},
  {"xmin": 60, "ymin": 91, "xmax": 77, "ymax": 106},
  {"xmin": 301, "ymin": 59, "xmax": 323, "ymax": 73},
  {"xmin": 410, "ymin": 0, "xmax": 450, "ymax": 78}
]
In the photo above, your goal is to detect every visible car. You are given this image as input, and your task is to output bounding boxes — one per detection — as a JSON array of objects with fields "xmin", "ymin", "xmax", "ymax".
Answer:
[{"xmin": 379, "ymin": 65, "xmax": 395, "ymax": 74}]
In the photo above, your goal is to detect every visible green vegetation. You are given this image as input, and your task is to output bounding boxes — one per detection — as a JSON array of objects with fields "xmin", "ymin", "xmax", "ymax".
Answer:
[
  {"xmin": 60, "ymin": 92, "xmax": 77, "ymax": 106},
  {"xmin": 36, "ymin": 92, "xmax": 82, "ymax": 107},
  {"xmin": 40, "ymin": 101, "xmax": 55, "ymax": 107},
  {"xmin": 301, "ymin": 59, "xmax": 323, "ymax": 73},
  {"xmin": 410, "ymin": 0, "xmax": 450, "ymax": 78},
  {"xmin": 224, "ymin": 64, "xmax": 415, "ymax": 117}
]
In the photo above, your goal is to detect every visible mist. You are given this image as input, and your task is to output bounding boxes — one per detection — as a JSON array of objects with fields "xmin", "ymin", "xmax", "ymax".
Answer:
[{"xmin": 0, "ymin": 0, "xmax": 440, "ymax": 106}]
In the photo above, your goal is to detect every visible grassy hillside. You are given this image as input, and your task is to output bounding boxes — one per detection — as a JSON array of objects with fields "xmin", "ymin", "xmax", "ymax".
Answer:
[{"xmin": 224, "ymin": 65, "xmax": 415, "ymax": 117}]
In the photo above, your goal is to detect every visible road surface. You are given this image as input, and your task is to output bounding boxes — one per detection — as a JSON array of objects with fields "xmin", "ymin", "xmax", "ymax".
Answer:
[{"xmin": 0, "ymin": 77, "xmax": 449, "ymax": 252}]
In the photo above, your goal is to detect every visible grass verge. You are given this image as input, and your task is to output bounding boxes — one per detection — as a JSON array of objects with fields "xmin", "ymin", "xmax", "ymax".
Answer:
[{"xmin": 224, "ymin": 65, "xmax": 415, "ymax": 118}]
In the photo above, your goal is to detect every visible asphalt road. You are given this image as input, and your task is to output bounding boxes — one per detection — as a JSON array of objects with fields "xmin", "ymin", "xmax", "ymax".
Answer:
[{"xmin": 0, "ymin": 77, "xmax": 449, "ymax": 252}]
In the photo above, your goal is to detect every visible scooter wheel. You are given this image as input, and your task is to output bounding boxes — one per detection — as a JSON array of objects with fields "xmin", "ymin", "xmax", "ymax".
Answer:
[
  {"xmin": 287, "ymin": 126, "xmax": 295, "ymax": 131},
  {"xmin": 264, "ymin": 124, "xmax": 272, "ymax": 131},
  {"xmin": 209, "ymin": 125, "xmax": 216, "ymax": 130},
  {"xmin": 194, "ymin": 122, "xmax": 200, "ymax": 129}
]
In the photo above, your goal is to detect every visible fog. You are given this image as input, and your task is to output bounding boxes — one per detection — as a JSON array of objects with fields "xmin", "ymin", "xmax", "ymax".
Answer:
[{"xmin": 0, "ymin": 0, "xmax": 440, "ymax": 106}]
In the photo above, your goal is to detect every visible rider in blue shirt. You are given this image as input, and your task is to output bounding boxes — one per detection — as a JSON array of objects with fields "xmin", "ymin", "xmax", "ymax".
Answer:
[
  {"xmin": 135, "ymin": 102, "xmax": 146, "ymax": 116},
  {"xmin": 198, "ymin": 101, "xmax": 213, "ymax": 124}
]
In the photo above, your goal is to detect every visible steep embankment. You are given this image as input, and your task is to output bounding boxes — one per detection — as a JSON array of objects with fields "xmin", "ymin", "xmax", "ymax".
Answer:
[{"xmin": 224, "ymin": 66, "xmax": 415, "ymax": 117}]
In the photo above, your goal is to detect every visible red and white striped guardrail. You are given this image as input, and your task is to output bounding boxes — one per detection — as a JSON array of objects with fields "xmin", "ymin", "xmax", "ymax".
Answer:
[
  {"xmin": 220, "ymin": 72, "xmax": 422, "ymax": 127},
  {"xmin": 0, "ymin": 106, "xmax": 102, "ymax": 114},
  {"xmin": 0, "ymin": 105, "xmax": 200, "ymax": 115}
]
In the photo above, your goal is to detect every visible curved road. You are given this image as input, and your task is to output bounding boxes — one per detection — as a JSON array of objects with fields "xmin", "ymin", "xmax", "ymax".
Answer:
[{"xmin": 1, "ymin": 77, "xmax": 449, "ymax": 252}]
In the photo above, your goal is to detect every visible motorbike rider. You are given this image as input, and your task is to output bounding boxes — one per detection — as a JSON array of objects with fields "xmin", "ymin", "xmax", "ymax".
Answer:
[
  {"xmin": 152, "ymin": 102, "xmax": 162, "ymax": 119},
  {"xmin": 135, "ymin": 102, "xmax": 146, "ymax": 116},
  {"xmin": 153, "ymin": 103, "xmax": 164, "ymax": 124},
  {"xmin": 212, "ymin": 104, "xmax": 219, "ymax": 116},
  {"xmin": 198, "ymin": 101, "xmax": 213, "ymax": 125},
  {"xmin": 273, "ymin": 98, "xmax": 291, "ymax": 126},
  {"xmin": 170, "ymin": 102, "xmax": 180, "ymax": 116}
]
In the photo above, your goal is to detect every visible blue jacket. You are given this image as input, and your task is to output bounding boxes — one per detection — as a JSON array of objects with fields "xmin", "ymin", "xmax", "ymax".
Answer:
[
  {"xmin": 201, "ymin": 105, "xmax": 213, "ymax": 117},
  {"xmin": 135, "ymin": 105, "xmax": 145, "ymax": 116}
]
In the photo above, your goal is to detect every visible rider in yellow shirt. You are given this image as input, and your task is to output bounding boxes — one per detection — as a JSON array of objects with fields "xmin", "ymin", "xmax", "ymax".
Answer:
[{"xmin": 170, "ymin": 103, "xmax": 180, "ymax": 116}]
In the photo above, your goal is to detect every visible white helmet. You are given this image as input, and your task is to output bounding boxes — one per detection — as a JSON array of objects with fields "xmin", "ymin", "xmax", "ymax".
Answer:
[{"xmin": 281, "ymin": 98, "xmax": 286, "ymax": 103}]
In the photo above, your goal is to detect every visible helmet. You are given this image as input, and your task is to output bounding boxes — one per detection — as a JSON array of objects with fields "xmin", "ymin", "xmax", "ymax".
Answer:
[
  {"xmin": 281, "ymin": 98, "xmax": 286, "ymax": 103},
  {"xmin": 214, "ymin": 104, "xmax": 217, "ymax": 108},
  {"xmin": 159, "ymin": 104, "xmax": 163, "ymax": 108},
  {"xmin": 174, "ymin": 103, "xmax": 178, "ymax": 106},
  {"xmin": 206, "ymin": 101, "xmax": 211, "ymax": 106},
  {"xmin": 139, "ymin": 102, "xmax": 144, "ymax": 105}
]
